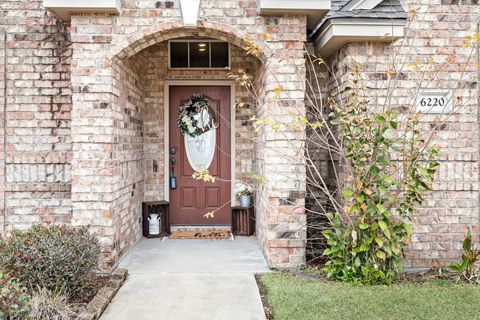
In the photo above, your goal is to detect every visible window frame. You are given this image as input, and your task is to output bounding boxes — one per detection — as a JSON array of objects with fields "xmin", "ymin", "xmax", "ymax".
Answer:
[{"xmin": 168, "ymin": 39, "xmax": 231, "ymax": 70}]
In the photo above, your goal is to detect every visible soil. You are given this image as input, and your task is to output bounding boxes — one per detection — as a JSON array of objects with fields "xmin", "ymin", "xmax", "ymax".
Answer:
[
  {"xmin": 70, "ymin": 274, "xmax": 110, "ymax": 316},
  {"xmin": 255, "ymin": 274, "xmax": 273, "ymax": 320},
  {"xmin": 294, "ymin": 266, "xmax": 472, "ymax": 285}
]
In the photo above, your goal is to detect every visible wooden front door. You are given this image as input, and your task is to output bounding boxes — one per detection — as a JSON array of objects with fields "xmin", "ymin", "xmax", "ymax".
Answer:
[{"xmin": 169, "ymin": 86, "xmax": 231, "ymax": 225}]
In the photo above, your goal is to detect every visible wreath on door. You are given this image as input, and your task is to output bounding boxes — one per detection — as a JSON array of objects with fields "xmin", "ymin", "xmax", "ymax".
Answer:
[{"xmin": 178, "ymin": 93, "xmax": 218, "ymax": 138}]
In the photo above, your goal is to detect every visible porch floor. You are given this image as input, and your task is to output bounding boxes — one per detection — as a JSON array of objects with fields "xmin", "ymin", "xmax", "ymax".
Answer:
[{"xmin": 100, "ymin": 237, "xmax": 270, "ymax": 320}]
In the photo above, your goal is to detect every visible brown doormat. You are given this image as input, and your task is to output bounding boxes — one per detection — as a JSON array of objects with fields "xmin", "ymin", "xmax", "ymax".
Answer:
[{"xmin": 170, "ymin": 229, "xmax": 231, "ymax": 239}]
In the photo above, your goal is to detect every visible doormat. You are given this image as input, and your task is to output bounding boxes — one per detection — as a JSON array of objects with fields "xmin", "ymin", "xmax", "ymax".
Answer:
[{"xmin": 170, "ymin": 229, "xmax": 231, "ymax": 239}]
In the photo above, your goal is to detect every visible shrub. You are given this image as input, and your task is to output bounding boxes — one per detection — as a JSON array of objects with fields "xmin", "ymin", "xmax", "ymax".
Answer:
[
  {"xmin": 450, "ymin": 229, "xmax": 480, "ymax": 283},
  {"xmin": 321, "ymin": 72, "xmax": 439, "ymax": 284},
  {"xmin": 30, "ymin": 287, "xmax": 75, "ymax": 320},
  {"xmin": 0, "ymin": 225, "xmax": 101, "ymax": 299},
  {"xmin": 0, "ymin": 273, "xmax": 32, "ymax": 319}
]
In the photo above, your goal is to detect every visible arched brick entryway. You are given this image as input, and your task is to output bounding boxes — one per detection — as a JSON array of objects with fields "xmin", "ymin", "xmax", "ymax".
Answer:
[{"xmin": 70, "ymin": 17, "xmax": 306, "ymax": 270}]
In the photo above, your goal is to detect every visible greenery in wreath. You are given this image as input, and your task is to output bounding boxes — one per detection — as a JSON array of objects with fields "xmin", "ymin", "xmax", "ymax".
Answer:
[{"xmin": 178, "ymin": 93, "xmax": 216, "ymax": 138}]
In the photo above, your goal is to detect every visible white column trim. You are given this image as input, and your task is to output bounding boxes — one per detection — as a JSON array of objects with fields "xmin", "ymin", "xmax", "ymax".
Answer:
[{"xmin": 179, "ymin": 0, "xmax": 201, "ymax": 26}]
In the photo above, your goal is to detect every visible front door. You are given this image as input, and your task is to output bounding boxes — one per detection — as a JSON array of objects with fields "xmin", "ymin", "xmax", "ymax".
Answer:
[{"xmin": 169, "ymin": 86, "xmax": 231, "ymax": 225}]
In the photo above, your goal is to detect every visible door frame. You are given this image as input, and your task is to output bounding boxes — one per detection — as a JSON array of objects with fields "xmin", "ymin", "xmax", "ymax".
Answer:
[{"xmin": 163, "ymin": 80, "xmax": 236, "ymax": 207}]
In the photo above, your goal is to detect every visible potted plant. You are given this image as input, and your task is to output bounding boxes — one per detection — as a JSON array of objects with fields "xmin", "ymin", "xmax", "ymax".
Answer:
[{"xmin": 235, "ymin": 183, "xmax": 253, "ymax": 208}]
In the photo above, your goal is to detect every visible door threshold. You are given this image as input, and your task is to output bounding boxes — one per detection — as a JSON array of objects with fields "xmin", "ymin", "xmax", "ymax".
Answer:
[{"xmin": 170, "ymin": 225, "xmax": 231, "ymax": 231}]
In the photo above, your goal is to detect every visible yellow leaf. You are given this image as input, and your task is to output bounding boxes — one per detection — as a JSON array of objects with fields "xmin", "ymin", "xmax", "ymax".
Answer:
[
  {"xmin": 204, "ymin": 211, "xmax": 215, "ymax": 219},
  {"xmin": 263, "ymin": 32, "xmax": 273, "ymax": 41},
  {"xmin": 273, "ymin": 86, "xmax": 284, "ymax": 99}
]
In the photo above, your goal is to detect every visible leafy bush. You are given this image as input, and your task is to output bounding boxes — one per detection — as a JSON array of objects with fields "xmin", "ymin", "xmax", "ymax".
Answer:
[
  {"xmin": 0, "ymin": 225, "xmax": 101, "ymax": 299},
  {"xmin": 450, "ymin": 229, "xmax": 480, "ymax": 283},
  {"xmin": 30, "ymin": 287, "xmax": 75, "ymax": 320},
  {"xmin": 0, "ymin": 273, "xmax": 32, "ymax": 319},
  {"xmin": 321, "ymin": 77, "xmax": 439, "ymax": 284}
]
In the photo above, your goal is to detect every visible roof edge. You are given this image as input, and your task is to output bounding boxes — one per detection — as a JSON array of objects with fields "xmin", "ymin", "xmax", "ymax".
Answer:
[{"xmin": 313, "ymin": 17, "xmax": 407, "ymax": 57}]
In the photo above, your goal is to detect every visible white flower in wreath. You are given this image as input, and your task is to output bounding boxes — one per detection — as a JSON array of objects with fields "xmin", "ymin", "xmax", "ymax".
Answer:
[{"xmin": 182, "ymin": 116, "xmax": 192, "ymax": 126}]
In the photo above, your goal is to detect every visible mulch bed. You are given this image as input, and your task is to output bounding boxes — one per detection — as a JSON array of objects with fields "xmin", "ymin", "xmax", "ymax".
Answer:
[
  {"xmin": 255, "ymin": 274, "xmax": 273, "ymax": 320},
  {"xmin": 76, "ymin": 268, "xmax": 128, "ymax": 320},
  {"xmin": 281, "ymin": 266, "xmax": 469, "ymax": 285}
]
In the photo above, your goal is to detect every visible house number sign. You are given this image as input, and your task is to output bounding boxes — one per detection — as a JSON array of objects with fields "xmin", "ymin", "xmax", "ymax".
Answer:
[{"xmin": 415, "ymin": 90, "xmax": 453, "ymax": 114}]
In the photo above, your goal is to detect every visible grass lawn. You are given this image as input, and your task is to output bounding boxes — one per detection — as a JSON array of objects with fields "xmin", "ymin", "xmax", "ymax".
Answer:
[{"xmin": 259, "ymin": 273, "xmax": 480, "ymax": 320}]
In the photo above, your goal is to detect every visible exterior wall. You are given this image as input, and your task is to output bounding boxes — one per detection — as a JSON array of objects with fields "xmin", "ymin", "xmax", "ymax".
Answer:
[
  {"xmin": 110, "ymin": 54, "xmax": 145, "ymax": 262},
  {"xmin": 68, "ymin": 0, "xmax": 307, "ymax": 269},
  {"xmin": 0, "ymin": 0, "xmax": 73, "ymax": 235},
  {"xmin": 2, "ymin": 0, "xmax": 478, "ymax": 272},
  {"xmin": 316, "ymin": 0, "xmax": 480, "ymax": 269}
]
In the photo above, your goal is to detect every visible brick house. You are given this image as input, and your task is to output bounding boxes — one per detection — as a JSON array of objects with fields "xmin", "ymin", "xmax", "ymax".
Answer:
[{"xmin": 0, "ymin": 0, "xmax": 478, "ymax": 271}]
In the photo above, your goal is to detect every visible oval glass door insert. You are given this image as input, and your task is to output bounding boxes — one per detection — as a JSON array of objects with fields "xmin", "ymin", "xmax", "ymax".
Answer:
[{"xmin": 184, "ymin": 108, "xmax": 216, "ymax": 171}]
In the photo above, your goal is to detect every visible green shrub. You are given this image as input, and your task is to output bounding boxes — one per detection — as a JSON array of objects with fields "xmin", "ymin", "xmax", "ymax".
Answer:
[
  {"xmin": 450, "ymin": 229, "xmax": 480, "ymax": 283},
  {"xmin": 30, "ymin": 287, "xmax": 75, "ymax": 320},
  {"xmin": 0, "ymin": 225, "xmax": 101, "ymax": 299},
  {"xmin": 321, "ymin": 71, "xmax": 439, "ymax": 284},
  {"xmin": 0, "ymin": 273, "xmax": 32, "ymax": 319}
]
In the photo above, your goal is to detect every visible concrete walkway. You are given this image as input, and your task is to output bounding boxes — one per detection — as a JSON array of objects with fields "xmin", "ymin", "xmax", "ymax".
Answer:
[{"xmin": 101, "ymin": 237, "xmax": 270, "ymax": 320}]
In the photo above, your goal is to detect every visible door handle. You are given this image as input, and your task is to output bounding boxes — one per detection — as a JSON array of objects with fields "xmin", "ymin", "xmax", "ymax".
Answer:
[{"xmin": 170, "ymin": 157, "xmax": 176, "ymax": 166}]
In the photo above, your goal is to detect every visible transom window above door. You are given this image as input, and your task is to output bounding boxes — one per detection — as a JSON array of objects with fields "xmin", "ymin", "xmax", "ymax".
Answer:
[{"xmin": 169, "ymin": 40, "xmax": 230, "ymax": 69}]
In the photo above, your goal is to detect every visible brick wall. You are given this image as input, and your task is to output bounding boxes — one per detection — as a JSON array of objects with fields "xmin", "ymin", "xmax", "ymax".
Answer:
[
  {"xmin": 0, "ymin": 0, "xmax": 72, "ymax": 233},
  {"xmin": 317, "ymin": 0, "xmax": 480, "ymax": 269}
]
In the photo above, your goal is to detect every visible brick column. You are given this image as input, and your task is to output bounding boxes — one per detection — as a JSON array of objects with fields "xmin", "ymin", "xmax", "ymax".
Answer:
[
  {"xmin": 70, "ymin": 17, "xmax": 120, "ymax": 269},
  {"xmin": 255, "ymin": 45, "xmax": 307, "ymax": 268}
]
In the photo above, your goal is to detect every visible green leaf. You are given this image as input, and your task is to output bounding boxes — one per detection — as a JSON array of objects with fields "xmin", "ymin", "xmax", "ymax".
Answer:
[
  {"xmin": 404, "ymin": 223, "xmax": 413, "ymax": 236},
  {"xmin": 378, "ymin": 155, "xmax": 389, "ymax": 164},
  {"xmin": 386, "ymin": 194, "xmax": 395, "ymax": 203},
  {"xmin": 463, "ymin": 230, "xmax": 472, "ymax": 252},
  {"xmin": 375, "ymin": 237, "xmax": 384, "ymax": 247},
  {"xmin": 375, "ymin": 115, "xmax": 386, "ymax": 123},
  {"xmin": 359, "ymin": 244, "xmax": 369, "ymax": 252},
  {"xmin": 389, "ymin": 120, "xmax": 398, "ymax": 129},
  {"xmin": 356, "ymin": 194, "xmax": 365, "ymax": 203},
  {"xmin": 376, "ymin": 204, "xmax": 386, "ymax": 213},
  {"xmin": 449, "ymin": 262, "xmax": 464, "ymax": 272},
  {"xmin": 379, "ymin": 185, "xmax": 387, "ymax": 195},
  {"xmin": 370, "ymin": 166, "xmax": 380, "ymax": 176},
  {"xmin": 359, "ymin": 223, "xmax": 369, "ymax": 230},
  {"xmin": 376, "ymin": 251, "xmax": 386, "ymax": 260},
  {"xmin": 354, "ymin": 257, "xmax": 361, "ymax": 268},
  {"xmin": 378, "ymin": 220, "xmax": 388, "ymax": 231},
  {"xmin": 378, "ymin": 221, "xmax": 391, "ymax": 240},
  {"xmin": 342, "ymin": 189, "xmax": 354, "ymax": 198},
  {"xmin": 383, "ymin": 210, "xmax": 392, "ymax": 217},
  {"xmin": 383, "ymin": 228, "xmax": 391, "ymax": 240}
]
